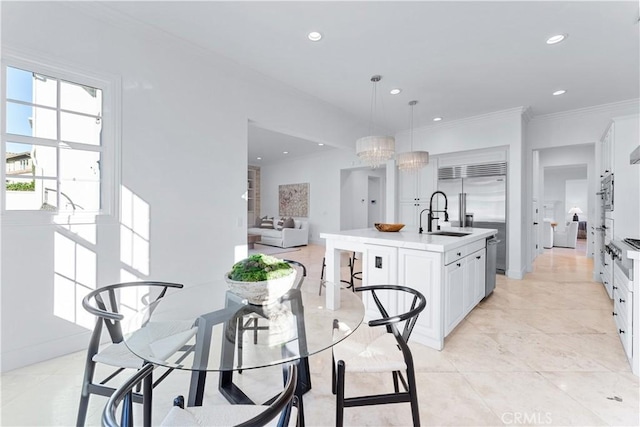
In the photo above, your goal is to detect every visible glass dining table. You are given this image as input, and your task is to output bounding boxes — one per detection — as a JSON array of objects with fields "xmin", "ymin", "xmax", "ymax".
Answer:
[{"xmin": 121, "ymin": 278, "xmax": 364, "ymax": 426}]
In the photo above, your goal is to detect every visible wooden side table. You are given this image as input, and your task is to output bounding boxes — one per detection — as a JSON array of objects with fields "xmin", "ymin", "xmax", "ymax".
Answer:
[{"xmin": 247, "ymin": 234, "xmax": 260, "ymax": 249}]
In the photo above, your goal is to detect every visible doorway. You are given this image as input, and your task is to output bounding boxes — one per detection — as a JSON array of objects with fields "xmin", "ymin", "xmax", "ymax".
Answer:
[{"xmin": 340, "ymin": 167, "xmax": 386, "ymax": 230}]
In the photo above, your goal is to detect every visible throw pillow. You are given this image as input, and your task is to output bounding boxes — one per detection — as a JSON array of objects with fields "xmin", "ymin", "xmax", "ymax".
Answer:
[
  {"xmin": 255, "ymin": 216, "xmax": 265, "ymax": 227},
  {"xmin": 283, "ymin": 217, "xmax": 295, "ymax": 229},
  {"xmin": 275, "ymin": 218, "xmax": 285, "ymax": 231},
  {"xmin": 260, "ymin": 217, "xmax": 274, "ymax": 229}
]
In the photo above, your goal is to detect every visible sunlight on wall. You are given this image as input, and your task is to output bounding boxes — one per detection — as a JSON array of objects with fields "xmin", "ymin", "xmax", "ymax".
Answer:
[
  {"xmin": 119, "ymin": 185, "xmax": 152, "ymax": 317},
  {"xmin": 120, "ymin": 185, "xmax": 150, "ymax": 278},
  {"xmin": 53, "ymin": 231, "xmax": 96, "ymax": 329},
  {"xmin": 234, "ymin": 244, "xmax": 249, "ymax": 263}
]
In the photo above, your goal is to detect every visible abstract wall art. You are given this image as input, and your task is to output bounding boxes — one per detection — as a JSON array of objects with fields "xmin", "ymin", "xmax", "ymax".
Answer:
[{"xmin": 279, "ymin": 183, "xmax": 309, "ymax": 217}]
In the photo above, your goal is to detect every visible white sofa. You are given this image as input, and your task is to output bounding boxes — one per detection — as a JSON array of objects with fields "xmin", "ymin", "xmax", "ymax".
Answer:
[
  {"xmin": 554, "ymin": 221, "xmax": 578, "ymax": 248},
  {"xmin": 248, "ymin": 219, "xmax": 309, "ymax": 248}
]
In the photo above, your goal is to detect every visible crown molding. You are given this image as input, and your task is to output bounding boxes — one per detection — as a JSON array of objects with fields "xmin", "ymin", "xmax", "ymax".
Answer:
[{"xmin": 530, "ymin": 99, "xmax": 640, "ymax": 122}]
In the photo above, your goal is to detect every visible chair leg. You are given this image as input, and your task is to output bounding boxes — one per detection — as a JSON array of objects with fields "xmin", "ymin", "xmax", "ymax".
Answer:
[
  {"xmin": 143, "ymin": 369, "xmax": 153, "ymax": 427},
  {"xmin": 406, "ymin": 368, "xmax": 420, "ymax": 427},
  {"xmin": 319, "ymin": 257, "xmax": 326, "ymax": 296},
  {"xmin": 392, "ymin": 371, "xmax": 400, "ymax": 393},
  {"xmin": 336, "ymin": 360, "xmax": 346, "ymax": 427},
  {"xmin": 121, "ymin": 391, "xmax": 133, "ymax": 427},
  {"xmin": 76, "ymin": 358, "xmax": 97, "ymax": 426}
]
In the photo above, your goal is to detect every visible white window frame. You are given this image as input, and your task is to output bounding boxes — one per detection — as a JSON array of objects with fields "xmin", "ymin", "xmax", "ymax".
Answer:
[{"xmin": 1, "ymin": 49, "xmax": 121, "ymax": 225}]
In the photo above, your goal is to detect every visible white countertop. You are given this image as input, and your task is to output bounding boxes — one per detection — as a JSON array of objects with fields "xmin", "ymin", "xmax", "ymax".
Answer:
[{"xmin": 320, "ymin": 227, "xmax": 498, "ymax": 252}]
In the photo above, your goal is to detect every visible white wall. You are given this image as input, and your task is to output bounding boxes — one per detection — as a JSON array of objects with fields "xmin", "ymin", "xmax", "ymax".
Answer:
[{"xmin": 0, "ymin": 2, "xmax": 366, "ymax": 371}]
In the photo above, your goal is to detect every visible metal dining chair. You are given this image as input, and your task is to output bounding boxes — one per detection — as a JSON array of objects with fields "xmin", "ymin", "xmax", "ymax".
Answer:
[
  {"xmin": 102, "ymin": 363, "xmax": 300, "ymax": 427},
  {"xmin": 331, "ymin": 285, "xmax": 427, "ymax": 427},
  {"xmin": 77, "ymin": 281, "xmax": 196, "ymax": 427},
  {"xmin": 319, "ymin": 252, "xmax": 361, "ymax": 295}
]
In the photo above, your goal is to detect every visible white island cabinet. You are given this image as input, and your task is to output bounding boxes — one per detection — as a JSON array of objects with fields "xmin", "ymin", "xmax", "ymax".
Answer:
[{"xmin": 320, "ymin": 227, "xmax": 497, "ymax": 350}]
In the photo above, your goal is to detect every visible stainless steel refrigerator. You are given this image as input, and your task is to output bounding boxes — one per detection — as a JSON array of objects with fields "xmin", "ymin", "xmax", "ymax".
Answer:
[{"xmin": 437, "ymin": 163, "xmax": 507, "ymax": 273}]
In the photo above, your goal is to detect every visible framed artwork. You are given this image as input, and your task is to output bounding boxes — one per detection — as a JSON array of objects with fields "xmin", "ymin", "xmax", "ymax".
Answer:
[{"xmin": 279, "ymin": 183, "xmax": 309, "ymax": 217}]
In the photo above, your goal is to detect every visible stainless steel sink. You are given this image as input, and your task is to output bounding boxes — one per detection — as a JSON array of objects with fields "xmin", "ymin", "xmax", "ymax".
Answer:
[{"xmin": 428, "ymin": 231, "xmax": 471, "ymax": 237}]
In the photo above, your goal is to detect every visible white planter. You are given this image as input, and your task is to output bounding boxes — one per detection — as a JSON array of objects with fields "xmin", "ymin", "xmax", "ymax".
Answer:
[{"xmin": 225, "ymin": 270, "xmax": 297, "ymax": 305}]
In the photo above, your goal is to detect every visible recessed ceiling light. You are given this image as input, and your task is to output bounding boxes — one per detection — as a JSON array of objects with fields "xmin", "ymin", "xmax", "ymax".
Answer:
[
  {"xmin": 552, "ymin": 89, "xmax": 567, "ymax": 96},
  {"xmin": 546, "ymin": 34, "xmax": 567, "ymax": 45},
  {"xmin": 318, "ymin": 143, "xmax": 324, "ymax": 146},
  {"xmin": 308, "ymin": 31, "xmax": 322, "ymax": 42},
  {"xmin": 390, "ymin": 88, "xmax": 402, "ymax": 95},
  {"xmin": 256, "ymin": 157, "xmax": 262, "ymax": 160},
  {"xmin": 433, "ymin": 117, "xmax": 443, "ymax": 122},
  {"xmin": 283, "ymin": 151, "xmax": 289, "ymax": 154}
]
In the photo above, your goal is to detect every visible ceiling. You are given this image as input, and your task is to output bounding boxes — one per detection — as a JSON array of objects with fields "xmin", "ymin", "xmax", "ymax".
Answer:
[
  {"xmin": 98, "ymin": 1, "xmax": 639, "ymax": 158},
  {"xmin": 248, "ymin": 124, "xmax": 336, "ymax": 166}
]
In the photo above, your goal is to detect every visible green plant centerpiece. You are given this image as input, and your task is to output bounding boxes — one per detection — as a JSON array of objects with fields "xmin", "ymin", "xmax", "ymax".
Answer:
[{"xmin": 225, "ymin": 254, "xmax": 296, "ymax": 305}]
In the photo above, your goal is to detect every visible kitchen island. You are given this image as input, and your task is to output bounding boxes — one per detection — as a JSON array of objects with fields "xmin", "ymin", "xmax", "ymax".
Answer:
[{"xmin": 320, "ymin": 227, "xmax": 497, "ymax": 350}]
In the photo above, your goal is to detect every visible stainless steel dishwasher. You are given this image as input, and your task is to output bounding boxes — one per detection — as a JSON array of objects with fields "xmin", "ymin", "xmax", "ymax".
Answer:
[{"xmin": 485, "ymin": 237, "xmax": 499, "ymax": 297}]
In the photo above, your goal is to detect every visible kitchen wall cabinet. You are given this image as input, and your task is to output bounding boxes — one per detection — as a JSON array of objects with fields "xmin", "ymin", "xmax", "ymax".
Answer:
[
  {"xmin": 398, "ymin": 165, "xmax": 436, "ymax": 231},
  {"xmin": 600, "ymin": 123, "xmax": 614, "ymax": 178}
]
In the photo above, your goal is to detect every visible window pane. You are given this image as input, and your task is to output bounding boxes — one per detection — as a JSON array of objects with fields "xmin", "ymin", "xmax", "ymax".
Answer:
[
  {"xmin": 60, "ymin": 111, "xmax": 101, "ymax": 145},
  {"xmin": 6, "ymin": 66, "xmax": 57, "ymax": 107},
  {"xmin": 31, "ymin": 144, "xmax": 57, "ymax": 177},
  {"xmin": 5, "ymin": 177, "xmax": 57, "ymax": 210},
  {"xmin": 59, "ymin": 148, "xmax": 99, "ymax": 181},
  {"xmin": 6, "ymin": 101, "xmax": 57, "ymax": 139},
  {"xmin": 61, "ymin": 80, "xmax": 102, "ymax": 116},
  {"xmin": 59, "ymin": 180, "xmax": 100, "ymax": 212},
  {"xmin": 5, "ymin": 142, "xmax": 57, "ymax": 177}
]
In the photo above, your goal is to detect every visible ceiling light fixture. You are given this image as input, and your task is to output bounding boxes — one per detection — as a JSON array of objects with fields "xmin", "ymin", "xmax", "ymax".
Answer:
[
  {"xmin": 546, "ymin": 34, "xmax": 567, "ymax": 45},
  {"xmin": 356, "ymin": 75, "xmax": 395, "ymax": 168},
  {"xmin": 433, "ymin": 117, "xmax": 442, "ymax": 122},
  {"xmin": 390, "ymin": 88, "xmax": 402, "ymax": 95},
  {"xmin": 283, "ymin": 151, "xmax": 289, "ymax": 154},
  {"xmin": 552, "ymin": 89, "xmax": 567, "ymax": 96},
  {"xmin": 257, "ymin": 157, "xmax": 262, "ymax": 160},
  {"xmin": 318, "ymin": 143, "xmax": 324, "ymax": 146},
  {"xmin": 396, "ymin": 100, "xmax": 429, "ymax": 172},
  {"xmin": 308, "ymin": 31, "xmax": 322, "ymax": 42}
]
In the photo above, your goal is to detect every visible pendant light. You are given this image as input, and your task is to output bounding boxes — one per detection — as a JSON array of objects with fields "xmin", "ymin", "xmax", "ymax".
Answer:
[
  {"xmin": 355, "ymin": 75, "xmax": 395, "ymax": 168},
  {"xmin": 397, "ymin": 100, "xmax": 429, "ymax": 172}
]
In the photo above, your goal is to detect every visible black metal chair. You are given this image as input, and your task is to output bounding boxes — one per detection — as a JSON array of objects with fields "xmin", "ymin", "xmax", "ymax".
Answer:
[
  {"xmin": 331, "ymin": 285, "xmax": 427, "ymax": 427},
  {"xmin": 102, "ymin": 363, "xmax": 300, "ymax": 427},
  {"xmin": 77, "ymin": 281, "xmax": 195, "ymax": 427}
]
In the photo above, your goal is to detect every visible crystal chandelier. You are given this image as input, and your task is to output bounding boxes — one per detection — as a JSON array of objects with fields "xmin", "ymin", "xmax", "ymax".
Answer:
[
  {"xmin": 355, "ymin": 75, "xmax": 395, "ymax": 168},
  {"xmin": 397, "ymin": 100, "xmax": 429, "ymax": 172}
]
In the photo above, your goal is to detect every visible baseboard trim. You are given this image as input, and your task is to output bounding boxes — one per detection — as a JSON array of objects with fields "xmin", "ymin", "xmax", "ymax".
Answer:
[{"xmin": 1, "ymin": 331, "xmax": 91, "ymax": 373}]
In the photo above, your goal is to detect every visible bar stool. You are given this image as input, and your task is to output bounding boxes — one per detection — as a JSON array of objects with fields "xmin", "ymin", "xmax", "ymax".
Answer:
[{"xmin": 318, "ymin": 252, "xmax": 361, "ymax": 295}]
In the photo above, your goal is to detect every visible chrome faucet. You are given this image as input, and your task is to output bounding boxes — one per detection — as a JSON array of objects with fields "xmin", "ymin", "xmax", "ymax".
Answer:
[{"xmin": 419, "ymin": 191, "xmax": 449, "ymax": 234}]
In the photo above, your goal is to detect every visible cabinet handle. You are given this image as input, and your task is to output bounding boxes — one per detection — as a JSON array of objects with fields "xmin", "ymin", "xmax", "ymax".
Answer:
[
  {"xmin": 612, "ymin": 311, "xmax": 617, "ymax": 316},
  {"xmin": 476, "ymin": 256, "xmax": 481, "ymax": 259},
  {"xmin": 456, "ymin": 263, "xmax": 461, "ymax": 267},
  {"xmin": 604, "ymin": 263, "xmax": 608, "ymax": 266},
  {"xmin": 457, "ymin": 252, "xmax": 462, "ymax": 256},
  {"xmin": 619, "ymin": 298, "xmax": 625, "ymax": 303},
  {"xmin": 604, "ymin": 281, "xmax": 608, "ymax": 285},
  {"xmin": 613, "ymin": 286, "xmax": 618, "ymax": 290},
  {"xmin": 619, "ymin": 329, "xmax": 625, "ymax": 334}
]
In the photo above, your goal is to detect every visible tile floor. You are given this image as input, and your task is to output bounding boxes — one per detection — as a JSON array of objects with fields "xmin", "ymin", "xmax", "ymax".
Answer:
[{"xmin": 1, "ymin": 242, "xmax": 638, "ymax": 426}]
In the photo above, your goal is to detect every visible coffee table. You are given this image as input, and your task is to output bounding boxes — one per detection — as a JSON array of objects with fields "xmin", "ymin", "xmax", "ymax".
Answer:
[{"xmin": 247, "ymin": 233, "xmax": 260, "ymax": 249}]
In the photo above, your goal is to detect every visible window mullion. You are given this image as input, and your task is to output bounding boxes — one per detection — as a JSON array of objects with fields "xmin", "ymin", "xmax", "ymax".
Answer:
[{"xmin": 56, "ymin": 78, "xmax": 61, "ymax": 210}]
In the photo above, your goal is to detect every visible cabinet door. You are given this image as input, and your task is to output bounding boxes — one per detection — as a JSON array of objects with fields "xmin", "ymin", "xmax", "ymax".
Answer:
[
  {"xmin": 444, "ymin": 260, "xmax": 465, "ymax": 336},
  {"xmin": 398, "ymin": 170, "xmax": 419, "ymax": 203},
  {"xmin": 398, "ymin": 248, "xmax": 443, "ymax": 349},
  {"xmin": 398, "ymin": 202, "xmax": 428, "ymax": 232},
  {"xmin": 468, "ymin": 248, "xmax": 486, "ymax": 306}
]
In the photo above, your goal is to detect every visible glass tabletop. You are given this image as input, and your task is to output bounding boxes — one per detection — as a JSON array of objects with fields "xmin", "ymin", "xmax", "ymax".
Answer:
[{"xmin": 121, "ymin": 279, "xmax": 364, "ymax": 373}]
